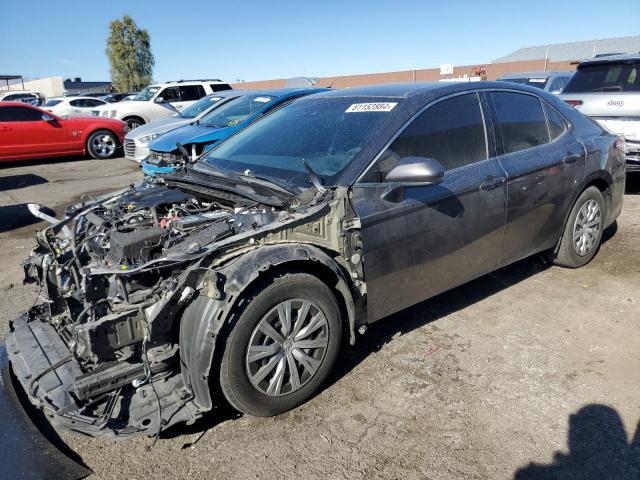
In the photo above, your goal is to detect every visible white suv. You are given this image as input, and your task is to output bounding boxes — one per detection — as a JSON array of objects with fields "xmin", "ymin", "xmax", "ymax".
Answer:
[{"xmin": 92, "ymin": 79, "xmax": 231, "ymax": 129}]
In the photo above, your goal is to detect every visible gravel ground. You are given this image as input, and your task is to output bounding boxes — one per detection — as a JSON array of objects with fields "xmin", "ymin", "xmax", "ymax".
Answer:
[{"xmin": 1, "ymin": 157, "xmax": 638, "ymax": 479}]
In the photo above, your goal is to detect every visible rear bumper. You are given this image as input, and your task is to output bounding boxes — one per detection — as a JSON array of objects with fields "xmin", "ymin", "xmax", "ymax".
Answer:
[{"xmin": 6, "ymin": 309, "xmax": 201, "ymax": 438}]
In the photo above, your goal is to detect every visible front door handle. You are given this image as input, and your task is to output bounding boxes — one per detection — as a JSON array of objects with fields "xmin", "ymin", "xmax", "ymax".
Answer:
[
  {"xmin": 479, "ymin": 175, "xmax": 506, "ymax": 191},
  {"xmin": 0, "ymin": 127, "xmax": 12, "ymax": 131},
  {"xmin": 563, "ymin": 153, "xmax": 582, "ymax": 165}
]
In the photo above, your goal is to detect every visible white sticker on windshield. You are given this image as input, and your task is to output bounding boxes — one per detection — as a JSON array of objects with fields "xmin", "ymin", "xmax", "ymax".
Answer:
[
  {"xmin": 529, "ymin": 78, "xmax": 547, "ymax": 83},
  {"xmin": 346, "ymin": 102, "xmax": 397, "ymax": 113},
  {"xmin": 254, "ymin": 96, "xmax": 272, "ymax": 103}
]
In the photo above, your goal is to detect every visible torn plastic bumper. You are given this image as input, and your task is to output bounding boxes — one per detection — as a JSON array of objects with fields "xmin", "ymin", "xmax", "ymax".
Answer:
[
  {"xmin": 5, "ymin": 310, "xmax": 201, "ymax": 438},
  {"xmin": 0, "ymin": 343, "xmax": 92, "ymax": 479}
]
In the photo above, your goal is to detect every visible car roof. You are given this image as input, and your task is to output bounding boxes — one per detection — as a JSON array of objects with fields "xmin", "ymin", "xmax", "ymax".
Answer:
[
  {"xmin": 309, "ymin": 81, "xmax": 550, "ymax": 100},
  {"xmin": 578, "ymin": 53, "xmax": 640, "ymax": 67},
  {"xmin": 498, "ymin": 71, "xmax": 573, "ymax": 79}
]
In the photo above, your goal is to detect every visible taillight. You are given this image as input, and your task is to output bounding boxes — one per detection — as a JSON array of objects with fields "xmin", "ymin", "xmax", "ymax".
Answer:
[
  {"xmin": 615, "ymin": 135, "xmax": 626, "ymax": 153},
  {"xmin": 564, "ymin": 99, "xmax": 583, "ymax": 108}
]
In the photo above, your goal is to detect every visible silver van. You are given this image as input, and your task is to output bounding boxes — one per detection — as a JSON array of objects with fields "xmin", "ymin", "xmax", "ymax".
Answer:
[{"xmin": 560, "ymin": 54, "xmax": 640, "ymax": 171}]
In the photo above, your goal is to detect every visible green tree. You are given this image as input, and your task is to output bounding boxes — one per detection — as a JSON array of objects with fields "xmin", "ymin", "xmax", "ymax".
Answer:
[{"xmin": 105, "ymin": 15, "xmax": 154, "ymax": 92}]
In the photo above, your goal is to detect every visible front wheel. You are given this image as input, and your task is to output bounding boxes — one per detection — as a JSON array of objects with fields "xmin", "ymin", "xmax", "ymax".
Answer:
[
  {"xmin": 219, "ymin": 273, "xmax": 342, "ymax": 416},
  {"xmin": 551, "ymin": 186, "xmax": 605, "ymax": 268},
  {"xmin": 87, "ymin": 130, "xmax": 119, "ymax": 159}
]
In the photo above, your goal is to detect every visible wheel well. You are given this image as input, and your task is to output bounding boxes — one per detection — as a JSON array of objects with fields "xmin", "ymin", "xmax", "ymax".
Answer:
[
  {"xmin": 583, "ymin": 177, "xmax": 612, "ymax": 217},
  {"xmin": 122, "ymin": 115, "xmax": 145, "ymax": 124},
  {"xmin": 230, "ymin": 259, "xmax": 355, "ymax": 345}
]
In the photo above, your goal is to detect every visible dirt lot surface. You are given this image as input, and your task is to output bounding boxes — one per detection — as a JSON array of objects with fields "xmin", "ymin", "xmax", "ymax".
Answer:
[{"xmin": 1, "ymin": 157, "xmax": 638, "ymax": 479}]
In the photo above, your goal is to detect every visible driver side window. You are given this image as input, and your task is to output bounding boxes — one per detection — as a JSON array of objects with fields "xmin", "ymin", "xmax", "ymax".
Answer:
[
  {"xmin": 361, "ymin": 93, "xmax": 488, "ymax": 183},
  {"xmin": 159, "ymin": 86, "xmax": 180, "ymax": 103},
  {"xmin": 0, "ymin": 106, "xmax": 43, "ymax": 122}
]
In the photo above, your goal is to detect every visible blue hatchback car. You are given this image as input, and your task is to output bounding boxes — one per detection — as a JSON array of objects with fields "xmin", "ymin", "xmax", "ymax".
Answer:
[{"xmin": 142, "ymin": 88, "xmax": 328, "ymax": 176}]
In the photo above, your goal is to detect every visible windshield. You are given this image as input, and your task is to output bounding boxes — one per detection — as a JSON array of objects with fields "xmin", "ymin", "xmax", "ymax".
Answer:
[
  {"xmin": 199, "ymin": 94, "xmax": 276, "ymax": 128},
  {"xmin": 180, "ymin": 95, "xmax": 223, "ymax": 118},
  {"xmin": 43, "ymin": 99, "xmax": 63, "ymax": 107},
  {"xmin": 133, "ymin": 86, "xmax": 161, "ymax": 101},
  {"xmin": 563, "ymin": 63, "xmax": 640, "ymax": 93},
  {"xmin": 498, "ymin": 77, "xmax": 549, "ymax": 89},
  {"xmin": 202, "ymin": 97, "xmax": 397, "ymax": 188}
]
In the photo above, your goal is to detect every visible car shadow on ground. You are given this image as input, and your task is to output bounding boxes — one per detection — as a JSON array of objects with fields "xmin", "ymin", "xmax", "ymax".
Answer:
[
  {"xmin": 514, "ymin": 404, "xmax": 640, "ymax": 480},
  {"xmin": 0, "ymin": 156, "xmax": 87, "ymax": 170},
  {"xmin": 0, "ymin": 203, "xmax": 55, "ymax": 233},
  {"xmin": 0, "ymin": 174, "xmax": 48, "ymax": 191}
]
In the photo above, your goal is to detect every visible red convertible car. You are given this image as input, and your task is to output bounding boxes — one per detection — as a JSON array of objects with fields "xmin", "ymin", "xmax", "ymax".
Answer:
[{"xmin": 0, "ymin": 101, "xmax": 128, "ymax": 162}]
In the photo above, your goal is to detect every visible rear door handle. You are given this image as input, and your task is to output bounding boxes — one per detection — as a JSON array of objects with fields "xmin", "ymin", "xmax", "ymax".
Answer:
[
  {"xmin": 563, "ymin": 153, "xmax": 582, "ymax": 165},
  {"xmin": 479, "ymin": 175, "xmax": 506, "ymax": 191}
]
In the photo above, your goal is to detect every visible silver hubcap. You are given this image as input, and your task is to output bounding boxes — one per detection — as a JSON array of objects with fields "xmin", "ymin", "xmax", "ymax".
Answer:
[
  {"xmin": 246, "ymin": 299, "xmax": 329, "ymax": 396},
  {"xmin": 92, "ymin": 134, "xmax": 116, "ymax": 157},
  {"xmin": 573, "ymin": 199, "xmax": 601, "ymax": 256}
]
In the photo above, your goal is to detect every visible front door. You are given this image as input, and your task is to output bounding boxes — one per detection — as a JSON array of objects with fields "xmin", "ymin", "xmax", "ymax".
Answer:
[
  {"xmin": 0, "ymin": 105, "xmax": 69, "ymax": 160},
  {"xmin": 353, "ymin": 92, "xmax": 507, "ymax": 322}
]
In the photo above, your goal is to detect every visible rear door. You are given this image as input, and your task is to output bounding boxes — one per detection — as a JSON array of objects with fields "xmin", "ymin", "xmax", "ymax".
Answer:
[
  {"xmin": 0, "ymin": 105, "xmax": 69, "ymax": 159},
  {"xmin": 487, "ymin": 90, "xmax": 586, "ymax": 265},
  {"xmin": 352, "ymin": 92, "xmax": 507, "ymax": 322}
]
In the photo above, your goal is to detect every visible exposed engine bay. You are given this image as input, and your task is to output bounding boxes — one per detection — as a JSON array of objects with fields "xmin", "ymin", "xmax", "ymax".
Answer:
[{"xmin": 6, "ymin": 172, "xmax": 362, "ymax": 437}]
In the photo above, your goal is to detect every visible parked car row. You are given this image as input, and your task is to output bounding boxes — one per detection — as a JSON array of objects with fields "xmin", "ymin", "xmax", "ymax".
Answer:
[{"xmin": 5, "ymin": 78, "xmax": 626, "ymax": 440}]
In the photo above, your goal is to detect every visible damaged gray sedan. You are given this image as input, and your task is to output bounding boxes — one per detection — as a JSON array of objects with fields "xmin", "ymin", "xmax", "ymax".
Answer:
[{"xmin": 6, "ymin": 82, "xmax": 625, "ymax": 438}]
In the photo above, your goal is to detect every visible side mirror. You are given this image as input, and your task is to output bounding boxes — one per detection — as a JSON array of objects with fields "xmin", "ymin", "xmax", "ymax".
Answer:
[
  {"xmin": 154, "ymin": 96, "xmax": 165, "ymax": 104},
  {"xmin": 382, "ymin": 156, "xmax": 445, "ymax": 202},
  {"xmin": 42, "ymin": 113, "xmax": 55, "ymax": 122}
]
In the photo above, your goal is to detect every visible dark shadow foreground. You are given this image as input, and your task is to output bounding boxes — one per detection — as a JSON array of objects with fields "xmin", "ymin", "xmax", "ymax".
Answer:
[{"xmin": 515, "ymin": 405, "xmax": 640, "ymax": 480}]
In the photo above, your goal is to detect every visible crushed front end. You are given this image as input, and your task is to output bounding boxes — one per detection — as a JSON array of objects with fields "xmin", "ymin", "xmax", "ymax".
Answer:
[{"xmin": 5, "ymin": 170, "xmax": 358, "ymax": 438}]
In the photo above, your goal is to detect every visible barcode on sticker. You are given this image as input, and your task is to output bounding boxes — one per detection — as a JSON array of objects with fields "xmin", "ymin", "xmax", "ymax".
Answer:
[
  {"xmin": 254, "ymin": 96, "xmax": 272, "ymax": 103},
  {"xmin": 346, "ymin": 102, "xmax": 397, "ymax": 113}
]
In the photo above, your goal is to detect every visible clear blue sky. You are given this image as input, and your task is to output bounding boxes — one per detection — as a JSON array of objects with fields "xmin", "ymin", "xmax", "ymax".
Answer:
[{"xmin": 1, "ymin": 0, "xmax": 638, "ymax": 83}]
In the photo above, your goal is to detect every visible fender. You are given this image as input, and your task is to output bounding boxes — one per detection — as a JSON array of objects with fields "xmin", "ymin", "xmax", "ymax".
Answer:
[{"xmin": 179, "ymin": 243, "xmax": 357, "ymax": 411}]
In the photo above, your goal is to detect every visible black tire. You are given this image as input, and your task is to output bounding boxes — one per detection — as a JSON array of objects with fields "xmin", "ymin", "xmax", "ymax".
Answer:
[
  {"xmin": 219, "ymin": 273, "xmax": 342, "ymax": 417},
  {"xmin": 551, "ymin": 186, "xmax": 605, "ymax": 268},
  {"xmin": 123, "ymin": 116, "xmax": 145, "ymax": 130},
  {"xmin": 87, "ymin": 130, "xmax": 120, "ymax": 160}
]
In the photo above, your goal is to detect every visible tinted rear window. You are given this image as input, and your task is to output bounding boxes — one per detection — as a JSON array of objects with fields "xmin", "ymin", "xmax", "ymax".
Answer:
[
  {"xmin": 563, "ymin": 63, "xmax": 640, "ymax": 93},
  {"xmin": 490, "ymin": 92, "xmax": 549, "ymax": 154}
]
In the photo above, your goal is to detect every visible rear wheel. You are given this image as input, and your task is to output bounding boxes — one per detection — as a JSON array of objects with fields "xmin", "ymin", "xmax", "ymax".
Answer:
[
  {"xmin": 551, "ymin": 186, "xmax": 605, "ymax": 268},
  {"xmin": 219, "ymin": 273, "xmax": 342, "ymax": 416},
  {"xmin": 87, "ymin": 130, "xmax": 119, "ymax": 159}
]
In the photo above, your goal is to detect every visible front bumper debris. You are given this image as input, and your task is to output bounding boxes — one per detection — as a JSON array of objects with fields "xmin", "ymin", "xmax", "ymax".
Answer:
[
  {"xmin": 6, "ymin": 309, "xmax": 201, "ymax": 438},
  {"xmin": 0, "ymin": 343, "xmax": 92, "ymax": 479}
]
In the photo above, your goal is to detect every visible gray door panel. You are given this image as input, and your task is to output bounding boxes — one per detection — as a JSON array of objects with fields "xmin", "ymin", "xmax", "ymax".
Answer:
[
  {"xmin": 498, "ymin": 135, "xmax": 585, "ymax": 265},
  {"xmin": 353, "ymin": 159, "xmax": 507, "ymax": 323}
]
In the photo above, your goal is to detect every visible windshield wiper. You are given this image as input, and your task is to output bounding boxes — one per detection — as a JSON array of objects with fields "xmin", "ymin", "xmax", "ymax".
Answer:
[
  {"xmin": 238, "ymin": 170, "xmax": 300, "ymax": 195},
  {"xmin": 303, "ymin": 160, "xmax": 326, "ymax": 194}
]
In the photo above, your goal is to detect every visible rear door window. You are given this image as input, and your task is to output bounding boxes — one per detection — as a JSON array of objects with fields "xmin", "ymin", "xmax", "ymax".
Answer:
[
  {"xmin": 180, "ymin": 85, "xmax": 206, "ymax": 101},
  {"xmin": 362, "ymin": 92, "xmax": 488, "ymax": 183},
  {"xmin": 563, "ymin": 63, "xmax": 640, "ymax": 92},
  {"xmin": 490, "ymin": 92, "xmax": 549, "ymax": 154}
]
